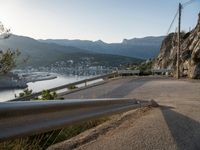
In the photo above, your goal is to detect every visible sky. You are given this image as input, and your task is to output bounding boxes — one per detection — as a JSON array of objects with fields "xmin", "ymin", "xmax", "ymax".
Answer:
[{"xmin": 0, "ymin": 0, "xmax": 199, "ymax": 43}]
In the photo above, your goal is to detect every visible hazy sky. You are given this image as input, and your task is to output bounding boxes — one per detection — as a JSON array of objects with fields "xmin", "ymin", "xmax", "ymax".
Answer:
[{"xmin": 0, "ymin": 0, "xmax": 199, "ymax": 43}]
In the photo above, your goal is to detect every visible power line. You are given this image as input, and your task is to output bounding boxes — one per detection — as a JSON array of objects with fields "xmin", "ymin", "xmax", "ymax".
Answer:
[
  {"xmin": 166, "ymin": 9, "xmax": 179, "ymax": 35},
  {"xmin": 166, "ymin": 0, "xmax": 196, "ymax": 35},
  {"xmin": 182, "ymin": 0, "xmax": 196, "ymax": 8}
]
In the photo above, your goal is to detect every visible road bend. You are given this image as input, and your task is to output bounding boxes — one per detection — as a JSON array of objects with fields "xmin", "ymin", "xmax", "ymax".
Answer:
[{"xmin": 52, "ymin": 76, "xmax": 200, "ymax": 150}]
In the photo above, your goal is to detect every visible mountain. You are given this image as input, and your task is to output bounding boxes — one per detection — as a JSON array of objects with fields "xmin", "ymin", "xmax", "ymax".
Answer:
[
  {"xmin": 0, "ymin": 35, "xmax": 142, "ymax": 68},
  {"xmin": 154, "ymin": 13, "xmax": 200, "ymax": 79},
  {"xmin": 0, "ymin": 35, "xmax": 89, "ymax": 67},
  {"xmin": 39, "ymin": 36, "xmax": 165, "ymax": 59}
]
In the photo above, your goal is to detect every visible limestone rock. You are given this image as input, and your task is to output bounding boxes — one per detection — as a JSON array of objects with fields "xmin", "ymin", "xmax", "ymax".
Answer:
[{"xmin": 154, "ymin": 13, "xmax": 200, "ymax": 79}]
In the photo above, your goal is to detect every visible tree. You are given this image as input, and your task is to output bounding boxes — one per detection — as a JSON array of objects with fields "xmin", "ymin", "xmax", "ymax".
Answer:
[
  {"xmin": 0, "ymin": 49, "xmax": 20, "ymax": 75},
  {"xmin": 0, "ymin": 22, "xmax": 20, "ymax": 75},
  {"xmin": 0, "ymin": 22, "xmax": 10, "ymax": 39}
]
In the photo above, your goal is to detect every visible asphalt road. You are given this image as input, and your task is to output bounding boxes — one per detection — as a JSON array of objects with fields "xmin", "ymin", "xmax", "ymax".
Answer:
[{"xmin": 60, "ymin": 76, "xmax": 200, "ymax": 150}]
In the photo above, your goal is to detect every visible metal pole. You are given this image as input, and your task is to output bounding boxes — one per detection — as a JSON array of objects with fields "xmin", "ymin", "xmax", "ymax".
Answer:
[{"xmin": 177, "ymin": 3, "xmax": 182, "ymax": 79}]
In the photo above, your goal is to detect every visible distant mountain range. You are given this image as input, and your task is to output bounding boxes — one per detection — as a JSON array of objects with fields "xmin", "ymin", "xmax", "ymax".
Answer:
[
  {"xmin": 0, "ymin": 35, "xmax": 142, "ymax": 68},
  {"xmin": 40, "ymin": 36, "xmax": 165, "ymax": 59}
]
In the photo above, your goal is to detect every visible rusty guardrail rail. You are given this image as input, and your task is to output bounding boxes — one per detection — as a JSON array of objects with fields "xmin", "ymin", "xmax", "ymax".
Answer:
[{"xmin": 0, "ymin": 98, "xmax": 152, "ymax": 142}]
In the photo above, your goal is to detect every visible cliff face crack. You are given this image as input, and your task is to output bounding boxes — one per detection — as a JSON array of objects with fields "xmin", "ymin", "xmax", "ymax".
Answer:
[{"xmin": 154, "ymin": 13, "xmax": 200, "ymax": 79}]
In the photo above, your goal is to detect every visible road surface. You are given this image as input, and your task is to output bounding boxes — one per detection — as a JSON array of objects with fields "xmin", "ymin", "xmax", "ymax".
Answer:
[{"xmin": 53, "ymin": 76, "xmax": 200, "ymax": 150}]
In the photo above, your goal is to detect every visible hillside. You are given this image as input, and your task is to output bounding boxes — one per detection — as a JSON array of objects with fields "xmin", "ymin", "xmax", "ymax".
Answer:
[
  {"xmin": 40, "ymin": 36, "xmax": 164, "ymax": 59},
  {"xmin": 0, "ymin": 35, "xmax": 142, "ymax": 68},
  {"xmin": 154, "ymin": 13, "xmax": 200, "ymax": 79}
]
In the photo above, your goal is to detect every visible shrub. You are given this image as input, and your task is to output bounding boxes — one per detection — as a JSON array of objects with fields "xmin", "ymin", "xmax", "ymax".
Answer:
[
  {"xmin": 68, "ymin": 85, "xmax": 78, "ymax": 90},
  {"xmin": 34, "ymin": 90, "xmax": 63, "ymax": 100},
  {"xmin": 18, "ymin": 88, "xmax": 33, "ymax": 98}
]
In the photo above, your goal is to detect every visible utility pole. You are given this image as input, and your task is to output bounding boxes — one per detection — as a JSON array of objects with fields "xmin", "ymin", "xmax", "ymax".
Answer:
[{"xmin": 177, "ymin": 3, "xmax": 182, "ymax": 79}]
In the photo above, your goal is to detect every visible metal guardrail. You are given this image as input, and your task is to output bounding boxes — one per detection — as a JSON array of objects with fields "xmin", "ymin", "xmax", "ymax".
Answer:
[
  {"xmin": 0, "ymin": 98, "xmax": 152, "ymax": 142},
  {"xmin": 118, "ymin": 70, "xmax": 140, "ymax": 75},
  {"xmin": 9, "ymin": 69, "xmax": 171, "ymax": 102},
  {"xmin": 10, "ymin": 72, "xmax": 119, "ymax": 101},
  {"xmin": 151, "ymin": 69, "xmax": 173, "ymax": 74}
]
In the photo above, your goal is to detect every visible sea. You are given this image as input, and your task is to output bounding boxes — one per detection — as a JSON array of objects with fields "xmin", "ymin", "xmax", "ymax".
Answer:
[{"xmin": 0, "ymin": 74, "xmax": 94, "ymax": 102}]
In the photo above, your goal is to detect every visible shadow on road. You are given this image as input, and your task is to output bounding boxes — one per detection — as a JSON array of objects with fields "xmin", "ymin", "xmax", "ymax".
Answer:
[
  {"xmin": 63, "ymin": 76, "xmax": 171, "ymax": 99},
  {"xmin": 97, "ymin": 77, "xmax": 149, "ymax": 98},
  {"xmin": 160, "ymin": 106, "xmax": 200, "ymax": 150}
]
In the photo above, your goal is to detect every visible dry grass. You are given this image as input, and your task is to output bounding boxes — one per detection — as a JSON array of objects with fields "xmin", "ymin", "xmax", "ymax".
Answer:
[{"xmin": 0, "ymin": 117, "xmax": 109, "ymax": 150}]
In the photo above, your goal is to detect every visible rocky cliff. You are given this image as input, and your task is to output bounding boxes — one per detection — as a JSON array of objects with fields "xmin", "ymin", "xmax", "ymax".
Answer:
[{"xmin": 154, "ymin": 13, "xmax": 200, "ymax": 79}]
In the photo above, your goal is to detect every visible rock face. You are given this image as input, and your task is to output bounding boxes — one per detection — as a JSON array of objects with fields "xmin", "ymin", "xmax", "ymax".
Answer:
[{"xmin": 154, "ymin": 13, "xmax": 200, "ymax": 79}]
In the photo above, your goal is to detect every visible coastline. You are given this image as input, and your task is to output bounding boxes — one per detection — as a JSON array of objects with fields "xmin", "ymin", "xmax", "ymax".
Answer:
[
  {"xmin": 0, "ymin": 72, "xmax": 57, "ymax": 90},
  {"xmin": 24, "ymin": 74, "xmax": 57, "ymax": 83}
]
